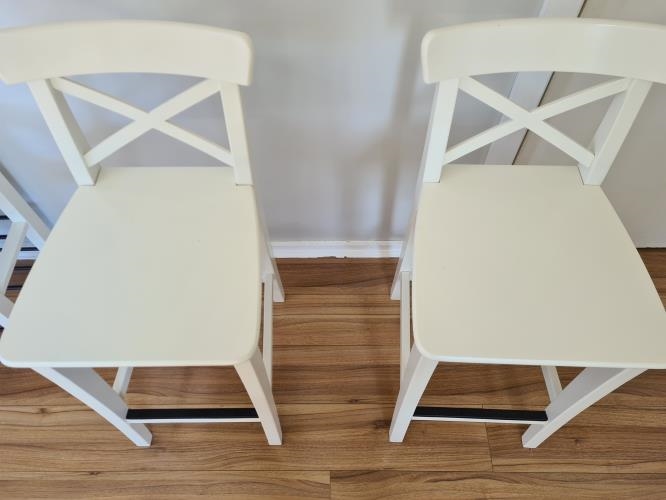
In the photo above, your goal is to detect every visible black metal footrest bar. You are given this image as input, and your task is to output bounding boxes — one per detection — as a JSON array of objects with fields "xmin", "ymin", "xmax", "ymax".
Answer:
[
  {"xmin": 413, "ymin": 406, "xmax": 547, "ymax": 424},
  {"xmin": 126, "ymin": 407, "xmax": 259, "ymax": 423}
]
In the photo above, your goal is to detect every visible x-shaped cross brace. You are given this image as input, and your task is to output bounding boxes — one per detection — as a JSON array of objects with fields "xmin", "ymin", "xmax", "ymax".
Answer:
[{"xmin": 51, "ymin": 77, "xmax": 233, "ymax": 167}]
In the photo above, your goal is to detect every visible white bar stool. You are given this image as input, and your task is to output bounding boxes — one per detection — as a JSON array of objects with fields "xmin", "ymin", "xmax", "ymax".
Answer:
[
  {"xmin": 0, "ymin": 21, "xmax": 284, "ymax": 446},
  {"xmin": 390, "ymin": 18, "xmax": 666, "ymax": 448}
]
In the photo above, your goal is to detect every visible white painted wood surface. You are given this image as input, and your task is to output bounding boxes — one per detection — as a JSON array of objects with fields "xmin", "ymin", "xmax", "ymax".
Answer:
[
  {"xmin": 389, "ymin": 346, "xmax": 437, "ymax": 443},
  {"xmin": 112, "ymin": 367, "xmax": 133, "ymax": 397},
  {"xmin": 422, "ymin": 19, "xmax": 666, "ymax": 85},
  {"xmin": 0, "ymin": 174, "xmax": 50, "ymax": 250},
  {"xmin": 0, "ymin": 173, "xmax": 50, "ymax": 328},
  {"xmin": 49, "ymin": 77, "xmax": 234, "ymax": 168},
  {"xmin": 522, "ymin": 367, "xmax": 646, "ymax": 448},
  {"xmin": 27, "ymin": 79, "xmax": 98, "ymax": 185},
  {"xmin": 0, "ymin": 21, "xmax": 282, "ymax": 446},
  {"xmin": 262, "ymin": 276, "xmax": 274, "ymax": 384},
  {"xmin": 84, "ymin": 79, "xmax": 223, "ymax": 167},
  {"xmin": 412, "ymin": 164, "xmax": 666, "ymax": 368},
  {"xmin": 219, "ymin": 82, "xmax": 253, "ymax": 185},
  {"xmin": 34, "ymin": 366, "xmax": 152, "ymax": 446},
  {"xmin": 447, "ymin": 77, "xmax": 633, "ymax": 168},
  {"xmin": 0, "ymin": 167, "xmax": 263, "ymax": 367},
  {"xmin": 0, "ymin": 21, "xmax": 252, "ymax": 85},
  {"xmin": 580, "ymin": 79, "xmax": 652, "ymax": 185},
  {"xmin": 391, "ymin": 18, "xmax": 666, "ymax": 448},
  {"xmin": 399, "ymin": 271, "xmax": 411, "ymax": 382},
  {"xmin": 235, "ymin": 350, "xmax": 282, "ymax": 445},
  {"xmin": 484, "ymin": 0, "xmax": 584, "ymax": 165},
  {"xmin": 390, "ymin": 79, "xmax": 458, "ymax": 298},
  {"xmin": 540, "ymin": 366, "xmax": 562, "ymax": 401},
  {"xmin": 457, "ymin": 76, "xmax": 594, "ymax": 167}
]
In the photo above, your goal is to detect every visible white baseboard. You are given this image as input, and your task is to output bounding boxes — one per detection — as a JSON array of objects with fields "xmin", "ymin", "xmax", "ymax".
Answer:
[{"xmin": 271, "ymin": 241, "xmax": 402, "ymax": 258}]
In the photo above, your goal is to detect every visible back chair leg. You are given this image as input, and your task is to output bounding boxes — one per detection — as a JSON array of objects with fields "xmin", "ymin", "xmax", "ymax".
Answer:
[
  {"xmin": 399, "ymin": 271, "xmax": 411, "ymax": 383},
  {"xmin": 262, "ymin": 275, "xmax": 274, "ymax": 384},
  {"xmin": 540, "ymin": 365, "xmax": 562, "ymax": 401},
  {"xmin": 235, "ymin": 349, "xmax": 282, "ymax": 445},
  {"xmin": 112, "ymin": 366, "xmax": 134, "ymax": 397},
  {"xmin": 34, "ymin": 367, "xmax": 152, "ymax": 447},
  {"xmin": 522, "ymin": 366, "xmax": 645, "ymax": 448},
  {"xmin": 272, "ymin": 272, "xmax": 285, "ymax": 303},
  {"xmin": 389, "ymin": 346, "xmax": 438, "ymax": 443}
]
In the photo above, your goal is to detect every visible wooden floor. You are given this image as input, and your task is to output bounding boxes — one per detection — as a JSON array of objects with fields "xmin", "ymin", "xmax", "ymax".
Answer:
[{"xmin": 1, "ymin": 252, "xmax": 666, "ymax": 498}]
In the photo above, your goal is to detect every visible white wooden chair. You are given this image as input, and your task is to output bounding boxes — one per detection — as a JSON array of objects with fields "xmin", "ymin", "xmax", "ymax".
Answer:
[
  {"xmin": 0, "ymin": 21, "xmax": 284, "ymax": 446},
  {"xmin": 0, "ymin": 175, "xmax": 50, "ymax": 325},
  {"xmin": 390, "ymin": 18, "xmax": 666, "ymax": 448}
]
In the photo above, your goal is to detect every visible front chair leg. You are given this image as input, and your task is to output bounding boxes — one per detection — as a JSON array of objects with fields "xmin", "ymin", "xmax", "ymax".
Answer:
[
  {"xmin": 522, "ymin": 366, "xmax": 645, "ymax": 448},
  {"xmin": 235, "ymin": 349, "xmax": 282, "ymax": 445},
  {"xmin": 389, "ymin": 346, "xmax": 438, "ymax": 442},
  {"xmin": 34, "ymin": 366, "xmax": 152, "ymax": 447}
]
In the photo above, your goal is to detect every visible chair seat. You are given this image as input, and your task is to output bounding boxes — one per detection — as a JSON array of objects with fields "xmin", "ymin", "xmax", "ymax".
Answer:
[
  {"xmin": 412, "ymin": 164, "xmax": 666, "ymax": 368},
  {"xmin": 0, "ymin": 166, "xmax": 262, "ymax": 368}
]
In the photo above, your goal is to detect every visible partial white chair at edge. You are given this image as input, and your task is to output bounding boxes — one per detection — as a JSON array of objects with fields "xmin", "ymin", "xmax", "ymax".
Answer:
[
  {"xmin": 0, "ymin": 21, "xmax": 284, "ymax": 446},
  {"xmin": 390, "ymin": 18, "xmax": 666, "ymax": 448}
]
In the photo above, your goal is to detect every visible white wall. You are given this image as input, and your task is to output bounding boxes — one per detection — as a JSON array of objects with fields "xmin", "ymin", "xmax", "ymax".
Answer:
[
  {"xmin": 517, "ymin": 0, "xmax": 666, "ymax": 247},
  {"xmin": 1, "ymin": 1, "xmax": 664, "ymax": 246}
]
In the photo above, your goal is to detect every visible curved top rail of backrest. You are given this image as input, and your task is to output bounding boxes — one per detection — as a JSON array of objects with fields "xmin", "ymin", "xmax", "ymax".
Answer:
[
  {"xmin": 422, "ymin": 18, "xmax": 666, "ymax": 85},
  {"xmin": 0, "ymin": 20, "xmax": 253, "ymax": 85}
]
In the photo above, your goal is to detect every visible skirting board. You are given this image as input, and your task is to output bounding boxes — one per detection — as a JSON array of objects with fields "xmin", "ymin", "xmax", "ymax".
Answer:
[{"xmin": 271, "ymin": 241, "xmax": 402, "ymax": 258}]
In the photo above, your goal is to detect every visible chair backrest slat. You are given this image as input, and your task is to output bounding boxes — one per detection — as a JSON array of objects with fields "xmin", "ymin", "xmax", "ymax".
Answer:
[
  {"xmin": 0, "ymin": 21, "xmax": 252, "ymax": 85},
  {"xmin": 423, "ymin": 18, "xmax": 666, "ymax": 85},
  {"xmin": 581, "ymin": 78, "xmax": 652, "ymax": 184},
  {"xmin": 421, "ymin": 79, "xmax": 459, "ymax": 183},
  {"xmin": 220, "ymin": 82, "xmax": 254, "ymax": 185},
  {"xmin": 439, "ymin": 77, "xmax": 632, "ymax": 167},
  {"xmin": 0, "ymin": 21, "xmax": 255, "ymax": 186},
  {"xmin": 28, "ymin": 79, "xmax": 98, "ymax": 185},
  {"xmin": 420, "ymin": 18, "xmax": 666, "ymax": 185},
  {"xmin": 80, "ymin": 79, "xmax": 220, "ymax": 167}
]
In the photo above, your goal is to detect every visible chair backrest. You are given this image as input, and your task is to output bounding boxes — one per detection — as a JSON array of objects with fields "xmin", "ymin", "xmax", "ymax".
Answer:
[
  {"xmin": 0, "ymin": 21, "xmax": 255, "ymax": 185},
  {"xmin": 420, "ymin": 18, "xmax": 666, "ymax": 185}
]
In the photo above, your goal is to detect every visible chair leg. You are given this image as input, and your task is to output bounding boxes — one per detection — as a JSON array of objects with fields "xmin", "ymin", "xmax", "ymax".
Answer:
[
  {"xmin": 389, "ymin": 346, "xmax": 438, "ymax": 443},
  {"xmin": 113, "ymin": 367, "xmax": 133, "ymax": 397},
  {"xmin": 540, "ymin": 365, "xmax": 562, "ymax": 401},
  {"xmin": 262, "ymin": 276, "xmax": 273, "ymax": 384},
  {"xmin": 272, "ymin": 271, "xmax": 285, "ymax": 303},
  {"xmin": 34, "ymin": 367, "xmax": 152, "ymax": 447},
  {"xmin": 399, "ymin": 271, "xmax": 411, "ymax": 383},
  {"xmin": 522, "ymin": 366, "xmax": 645, "ymax": 448},
  {"xmin": 235, "ymin": 349, "xmax": 282, "ymax": 445}
]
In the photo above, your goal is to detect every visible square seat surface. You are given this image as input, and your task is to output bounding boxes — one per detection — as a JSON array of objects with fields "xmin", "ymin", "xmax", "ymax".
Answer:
[
  {"xmin": 0, "ymin": 167, "xmax": 262, "ymax": 367},
  {"xmin": 412, "ymin": 164, "xmax": 666, "ymax": 368}
]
